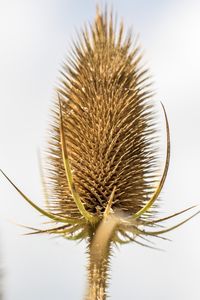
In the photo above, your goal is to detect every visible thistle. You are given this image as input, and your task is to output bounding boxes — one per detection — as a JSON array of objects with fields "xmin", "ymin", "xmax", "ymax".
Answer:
[{"xmin": 1, "ymin": 7, "xmax": 199, "ymax": 300}]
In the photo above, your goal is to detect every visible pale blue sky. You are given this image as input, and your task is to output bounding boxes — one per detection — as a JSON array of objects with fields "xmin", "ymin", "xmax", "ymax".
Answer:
[{"xmin": 0, "ymin": 1, "xmax": 200, "ymax": 299}]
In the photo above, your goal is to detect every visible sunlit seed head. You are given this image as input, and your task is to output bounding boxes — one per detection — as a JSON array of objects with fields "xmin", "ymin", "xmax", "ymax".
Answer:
[{"xmin": 45, "ymin": 8, "xmax": 160, "ymax": 226}]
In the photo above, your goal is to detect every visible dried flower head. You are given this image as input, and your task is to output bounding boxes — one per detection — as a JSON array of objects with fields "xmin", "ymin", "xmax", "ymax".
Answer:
[{"xmin": 1, "ymin": 6, "xmax": 199, "ymax": 300}]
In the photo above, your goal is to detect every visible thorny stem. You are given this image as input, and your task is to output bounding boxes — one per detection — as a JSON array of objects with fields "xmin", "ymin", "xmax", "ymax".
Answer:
[
  {"xmin": 86, "ymin": 240, "xmax": 111, "ymax": 300},
  {"xmin": 85, "ymin": 215, "xmax": 118, "ymax": 300}
]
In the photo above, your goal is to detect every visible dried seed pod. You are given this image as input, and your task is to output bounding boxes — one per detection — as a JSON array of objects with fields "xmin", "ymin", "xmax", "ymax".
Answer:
[
  {"xmin": 45, "ymin": 8, "xmax": 163, "ymax": 231},
  {"xmin": 1, "ymin": 6, "xmax": 199, "ymax": 300}
]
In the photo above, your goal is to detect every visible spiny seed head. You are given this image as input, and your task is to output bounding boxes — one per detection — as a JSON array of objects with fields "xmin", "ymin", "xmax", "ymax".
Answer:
[
  {"xmin": 3, "ymin": 7, "xmax": 197, "ymax": 245},
  {"xmin": 45, "ymin": 8, "xmax": 159, "ymax": 223}
]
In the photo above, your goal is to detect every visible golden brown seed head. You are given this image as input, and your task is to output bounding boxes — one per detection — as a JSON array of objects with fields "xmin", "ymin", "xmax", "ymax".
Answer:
[
  {"xmin": 1, "ymin": 7, "xmax": 198, "ymax": 247},
  {"xmin": 45, "ymin": 8, "xmax": 160, "ymax": 224}
]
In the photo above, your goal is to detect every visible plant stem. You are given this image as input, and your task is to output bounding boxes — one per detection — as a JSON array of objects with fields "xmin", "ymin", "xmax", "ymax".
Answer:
[
  {"xmin": 85, "ymin": 216, "xmax": 118, "ymax": 300},
  {"xmin": 86, "ymin": 241, "xmax": 111, "ymax": 300}
]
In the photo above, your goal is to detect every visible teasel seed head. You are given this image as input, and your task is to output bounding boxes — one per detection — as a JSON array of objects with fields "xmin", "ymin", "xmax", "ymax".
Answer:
[
  {"xmin": 1, "ymin": 6, "xmax": 200, "ymax": 300},
  {"xmin": 1, "ymin": 6, "xmax": 199, "ymax": 245}
]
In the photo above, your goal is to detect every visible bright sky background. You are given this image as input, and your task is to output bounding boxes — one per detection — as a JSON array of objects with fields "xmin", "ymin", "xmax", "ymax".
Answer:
[{"xmin": 0, "ymin": 0, "xmax": 200, "ymax": 299}]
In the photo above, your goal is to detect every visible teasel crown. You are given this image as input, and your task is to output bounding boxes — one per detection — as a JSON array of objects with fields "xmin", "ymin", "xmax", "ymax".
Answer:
[
  {"xmin": 1, "ymin": 6, "xmax": 200, "ymax": 300},
  {"xmin": 1, "ymin": 7, "xmax": 199, "ymax": 245}
]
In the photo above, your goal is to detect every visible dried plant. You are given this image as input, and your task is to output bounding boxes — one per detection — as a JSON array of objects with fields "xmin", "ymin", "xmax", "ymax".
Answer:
[{"xmin": 1, "ymin": 7, "xmax": 199, "ymax": 300}]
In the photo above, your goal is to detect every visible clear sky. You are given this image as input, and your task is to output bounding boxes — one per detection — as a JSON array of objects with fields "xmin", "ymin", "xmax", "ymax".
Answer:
[{"xmin": 0, "ymin": 0, "xmax": 200, "ymax": 299}]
